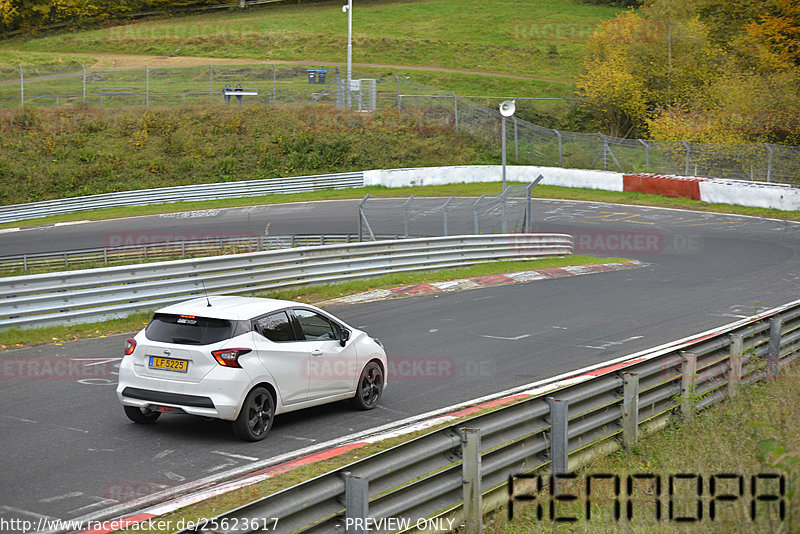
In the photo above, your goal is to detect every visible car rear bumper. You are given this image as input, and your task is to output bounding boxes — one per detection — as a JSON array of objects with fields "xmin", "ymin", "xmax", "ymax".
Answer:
[{"xmin": 117, "ymin": 364, "xmax": 250, "ymax": 420}]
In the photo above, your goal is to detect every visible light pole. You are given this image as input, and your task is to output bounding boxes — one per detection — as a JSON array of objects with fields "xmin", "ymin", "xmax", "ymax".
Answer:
[
  {"xmin": 499, "ymin": 100, "xmax": 516, "ymax": 191},
  {"xmin": 343, "ymin": 0, "xmax": 353, "ymax": 109}
]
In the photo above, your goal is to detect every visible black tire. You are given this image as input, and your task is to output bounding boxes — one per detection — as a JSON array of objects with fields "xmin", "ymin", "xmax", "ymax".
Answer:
[
  {"xmin": 124, "ymin": 405, "xmax": 161, "ymax": 424},
  {"xmin": 232, "ymin": 386, "xmax": 274, "ymax": 442},
  {"xmin": 350, "ymin": 361, "xmax": 384, "ymax": 410}
]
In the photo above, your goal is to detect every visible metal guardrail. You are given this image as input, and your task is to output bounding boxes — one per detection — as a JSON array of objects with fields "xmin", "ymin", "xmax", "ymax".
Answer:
[
  {"xmin": 0, "ymin": 172, "xmax": 364, "ymax": 224},
  {"xmin": 0, "ymin": 234, "xmax": 403, "ymax": 274},
  {"xmin": 0, "ymin": 234, "xmax": 571, "ymax": 329},
  {"xmin": 175, "ymin": 299, "xmax": 800, "ymax": 534}
]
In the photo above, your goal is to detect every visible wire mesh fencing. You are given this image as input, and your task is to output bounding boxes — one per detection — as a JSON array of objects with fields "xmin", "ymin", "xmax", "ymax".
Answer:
[
  {"xmin": 3, "ymin": 62, "xmax": 799, "ymax": 184},
  {"xmin": 357, "ymin": 184, "xmax": 535, "ymax": 240}
]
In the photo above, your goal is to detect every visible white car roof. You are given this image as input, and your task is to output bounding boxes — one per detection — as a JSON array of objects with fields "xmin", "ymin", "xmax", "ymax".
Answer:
[{"xmin": 156, "ymin": 295, "xmax": 303, "ymax": 321}]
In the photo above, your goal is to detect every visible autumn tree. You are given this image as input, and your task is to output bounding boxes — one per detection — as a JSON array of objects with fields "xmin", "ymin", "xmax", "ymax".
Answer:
[{"xmin": 578, "ymin": 0, "xmax": 800, "ymax": 143}]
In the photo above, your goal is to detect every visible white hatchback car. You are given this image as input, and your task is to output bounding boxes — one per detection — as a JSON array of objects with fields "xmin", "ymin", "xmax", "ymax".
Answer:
[{"xmin": 116, "ymin": 295, "xmax": 387, "ymax": 441}]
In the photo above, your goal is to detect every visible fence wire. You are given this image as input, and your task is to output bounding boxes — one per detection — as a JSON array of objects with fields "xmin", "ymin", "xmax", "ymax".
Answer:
[
  {"xmin": 360, "ymin": 186, "xmax": 532, "ymax": 239},
  {"xmin": 3, "ymin": 62, "xmax": 800, "ymax": 185}
]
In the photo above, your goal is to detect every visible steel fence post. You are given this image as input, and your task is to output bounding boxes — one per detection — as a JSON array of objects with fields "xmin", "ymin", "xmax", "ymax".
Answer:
[
  {"xmin": 553, "ymin": 129, "xmax": 562, "ymax": 167},
  {"xmin": 145, "ymin": 65, "xmax": 150, "ymax": 106},
  {"xmin": 392, "ymin": 73, "xmax": 399, "ymax": 111},
  {"xmin": 764, "ymin": 143, "xmax": 773, "ymax": 182},
  {"xmin": 443, "ymin": 196, "xmax": 454, "ymax": 236},
  {"xmin": 548, "ymin": 397, "xmax": 568, "ymax": 475},
  {"xmin": 473, "ymin": 195, "xmax": 484, "ymax": 234},
  {"xmin": 453, "ymin": 92, "xmax": 459, "ymax": 132},
  {"xmin": 461, "ymin": 428, "xmax": 482, "ymax": 534},
  {"xmin": 209, "ymin": 65, "xmax": 213, "ymax": 105},
  {"xmin": 344, "ymin": 472, "xmax": 368, "ymax": 534},
  {"xmin": 768, "ymin": 317, "xmax": 781, "ymax": 380},
  {"xmin": 513, "ymin": 116, "xmax": 519, "ymax": 162},
  {"xmin": 82, "ymin": 64, "xmax": 86, "ymax": 103},
  {"xmin": 680, "ymin": 351, "xmax": 697, "ymax": 418},
  {"xmin": 622, "ymin": 372, "xmax": 639, "ymax": 449},
  {"xmin": 728, "ymin": 333, "xmax": 744, "ymax": 397},
  {"xmin": 681, "ymin": 140, "xmax": 690, "ymax": 176},
  {"xmin": 19, "ymin": 65, "xmax": 23, "ymax": 108},
  {"xmin": 638, "ymin": 139, "xmax": 649, "ymax": 171}
]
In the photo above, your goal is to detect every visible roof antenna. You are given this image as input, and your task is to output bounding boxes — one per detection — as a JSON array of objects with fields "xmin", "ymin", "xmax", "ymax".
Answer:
[{"xmin": 201, "ymin": 281, "xmax": 212, "ymax": 307}]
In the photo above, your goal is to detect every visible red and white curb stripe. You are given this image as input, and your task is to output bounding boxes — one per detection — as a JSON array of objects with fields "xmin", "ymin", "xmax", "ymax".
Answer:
[{"xmin": 322, "ymin": 261, "xmax": 647, "ymax": 305}]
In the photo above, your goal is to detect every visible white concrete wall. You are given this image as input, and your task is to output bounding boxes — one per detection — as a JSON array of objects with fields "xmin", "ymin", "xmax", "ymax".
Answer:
[
  {"xmin": 363, "ymin": 165, "xmax": 624, "ymax": 192},
  {"xmin": 699, "ymin": 180, "xmax": 800, "ymax": 211},
  {"xmin": 363, "ymin": 165, "xmax": 800, "ymax": 211}
]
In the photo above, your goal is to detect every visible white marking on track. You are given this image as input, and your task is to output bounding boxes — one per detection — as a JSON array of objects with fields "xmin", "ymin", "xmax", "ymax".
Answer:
[
  {"xmin": 429, "ymin": 329, "xmax": 439, "ymax": 333},
  {"xmin": 0, "ymin": 505, "xmax": 53, "ymax": 520},
  {"xmin": 206, "ymin": 462, "xmax": 236, "ymax": 473},
  {"xmin": 155, "ymin": 449, "xmax": 175, "ymax": 459},
  {"xmin": 211, "ymin": 450, "xmax": 259, "ymax": 461},
  {"xmin": 0, "ymin": 414, "xmax": 37, "ymax": 424},
  {"xmin": 578, "ymin": 336, "xmax": 644, "ymax": 350},
  {"xmin": 69, "ymin": 498, "xmax": 116, "ymax": 515},
  {"xmin": 481, "ymin": 334, "xmax": 530, "ymax": 341},
  {"xmin": 164, "ymin": 472, "xmax": 186, "ymax": 481},
  {"xmin": 39, "ymin": 491, "xmax": 83, "ymax": 503}
]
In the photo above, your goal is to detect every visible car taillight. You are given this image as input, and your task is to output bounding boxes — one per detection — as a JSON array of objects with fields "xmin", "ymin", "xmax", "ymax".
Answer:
[
  {"xmin": 124, "ymin": 338, "xmax": 136, "ymax": 356},
  {"xmin": 212, "ymin": 348, "xmax": 251, "ymax": 368}
]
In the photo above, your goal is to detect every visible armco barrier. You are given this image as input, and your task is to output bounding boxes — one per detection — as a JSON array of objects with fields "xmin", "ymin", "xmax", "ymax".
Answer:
[
  {"xmin": 0, "ymin": 172, "xmax": 364, "ymax": 224},
  {"xmin": 0, "ymin": 234, "xmax": 403, "ymax": 274},
  {"xmin": 167, "ymin": 298, "xmax": 800, "ymax": 534},
  {"xmin": 0, "ymin": 234, "xmax": 572, "ymax": 329}
]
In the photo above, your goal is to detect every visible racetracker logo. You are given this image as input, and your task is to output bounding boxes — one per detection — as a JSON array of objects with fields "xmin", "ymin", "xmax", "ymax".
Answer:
[
  {"xmin": 0, "ymin": 357, "xmax": 115, "ymax": 380},
  {"xmin": 303, "ymin": 357, "xmax": 456, "ymax": 381}
]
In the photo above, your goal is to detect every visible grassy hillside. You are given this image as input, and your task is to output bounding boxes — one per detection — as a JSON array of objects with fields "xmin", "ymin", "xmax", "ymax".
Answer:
[
  {"xmin": 0, "ymin": 104, "xmax": 495, "ymax": 205},
  {"xmin": 0, "ymin": 0, "xmax": 621, "ymax": 97}
]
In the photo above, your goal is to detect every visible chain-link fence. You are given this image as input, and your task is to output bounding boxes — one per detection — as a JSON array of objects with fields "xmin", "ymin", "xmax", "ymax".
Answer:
[
  {"xmin": 357, "ymin": 184, "xmax": 536, "ymax": 240},
  {"xmin": 2, "ymin": 62, "xmax": 799, "ymax": 184}
]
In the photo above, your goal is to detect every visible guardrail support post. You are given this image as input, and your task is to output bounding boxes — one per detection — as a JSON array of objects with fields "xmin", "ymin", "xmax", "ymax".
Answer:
[
  {"xmin": 473, "ymin": 195, "xmax": 484, "ymax": 234},
  {"xmin": 403, "ymin": 195, "xmax": 414, "ymax": 238},
  {"xmin": 622, "ymin": 372, "xmax": 639, "ymax": 449},
  {"xmin": 768, "ymin": 318, "xmax": 781, "ymax": 380},
  {"xmin": 728, "ymin": 333, "xmax": 744, "ymax": 397},
  {"xmin": 680, "ymin": 351, "xmax": 697, "ymax": 419},
  {"xmin": 344, "ymin": 472, "xmax": 369, "ymax": 534},
  {"xmin": 548, "ymin": 397, "xmax": 568, "ymax": 475},
  {"xmin": 461, "ymin": 428, "xmax": 482, "ymax": 534}
]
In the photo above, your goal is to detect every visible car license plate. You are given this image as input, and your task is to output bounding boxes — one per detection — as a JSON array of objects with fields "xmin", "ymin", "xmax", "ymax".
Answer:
[{"xmin": 149, "ymin": 356, "xmax": 188, "ymax": 372}]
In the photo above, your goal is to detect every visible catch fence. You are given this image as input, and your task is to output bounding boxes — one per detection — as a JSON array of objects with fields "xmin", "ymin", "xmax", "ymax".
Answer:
[{"xmin": 2, "ymin": 63, "xmax": 799, "ymax": 184}]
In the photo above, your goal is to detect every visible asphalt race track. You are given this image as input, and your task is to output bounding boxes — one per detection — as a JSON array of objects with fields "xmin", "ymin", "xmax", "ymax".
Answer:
[{"xmin": 2, "ymin": 198, "xmax": 800, "ymax": 527}]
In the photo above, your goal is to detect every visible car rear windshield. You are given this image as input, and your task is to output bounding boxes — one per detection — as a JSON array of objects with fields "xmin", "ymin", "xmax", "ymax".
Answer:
[{"xmin": 145, "ymin": 313, "xmax": 235, "ymax": 345}]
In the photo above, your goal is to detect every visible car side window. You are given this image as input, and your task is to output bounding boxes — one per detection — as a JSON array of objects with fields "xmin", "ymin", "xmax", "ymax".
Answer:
[
  {"xmin": 254, "ymin": 311, "xmax": 295, "ymax": 342},
  {"xmin": 294, "ymin": 309, "xmax": 339, "ymax": 341}
]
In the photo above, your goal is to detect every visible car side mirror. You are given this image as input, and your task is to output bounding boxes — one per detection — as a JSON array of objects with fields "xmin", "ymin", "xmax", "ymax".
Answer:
[{"xmin": 338, "ymin": 329, "xmax": 350, "ymax": 347}]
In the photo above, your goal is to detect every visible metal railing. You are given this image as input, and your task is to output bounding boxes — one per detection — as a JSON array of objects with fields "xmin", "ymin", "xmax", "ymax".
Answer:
[
  {"xmin": 0, "ymin": 234, "xmax": 402, "ymax": 274},
  {"xmin": 4, "ymin": 63, "xmax": 799, "ymax": 184},
  {"xmin": 0, "ymin": 234, "xmax": 572, "ymax": 330},
  {"xmin": 0, "ymin": 172, "xmax": 364, "ymax": 224},
  {"xmin": 175, "ymin": 299, "xmax": 800, "ymax": 534}
]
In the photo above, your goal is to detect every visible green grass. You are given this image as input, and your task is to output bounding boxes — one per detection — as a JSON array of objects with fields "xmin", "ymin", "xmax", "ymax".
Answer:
[
  {"xmin": 487, "ymin": 361, "xmax": 800, "ymax": 533},
  {"xmin": 0, "ymin": 104, "xmax": 496, "ymax": 206},
  {"xmin": 0, "ymin": 254, "xmax": 628, "ymax": 349},
  {"xmin": 5, "ymin": 1, "xmax": 619, "ymax": 80},
  {"xmin": 0, "ymin": 0, "xmax": 622, "ymax": 108}
]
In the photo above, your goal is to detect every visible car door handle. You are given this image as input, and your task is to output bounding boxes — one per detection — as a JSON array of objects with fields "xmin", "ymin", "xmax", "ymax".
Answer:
[{"xmin": 311, "ymin": 349, "xmax": 324, "ymax": 356}]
